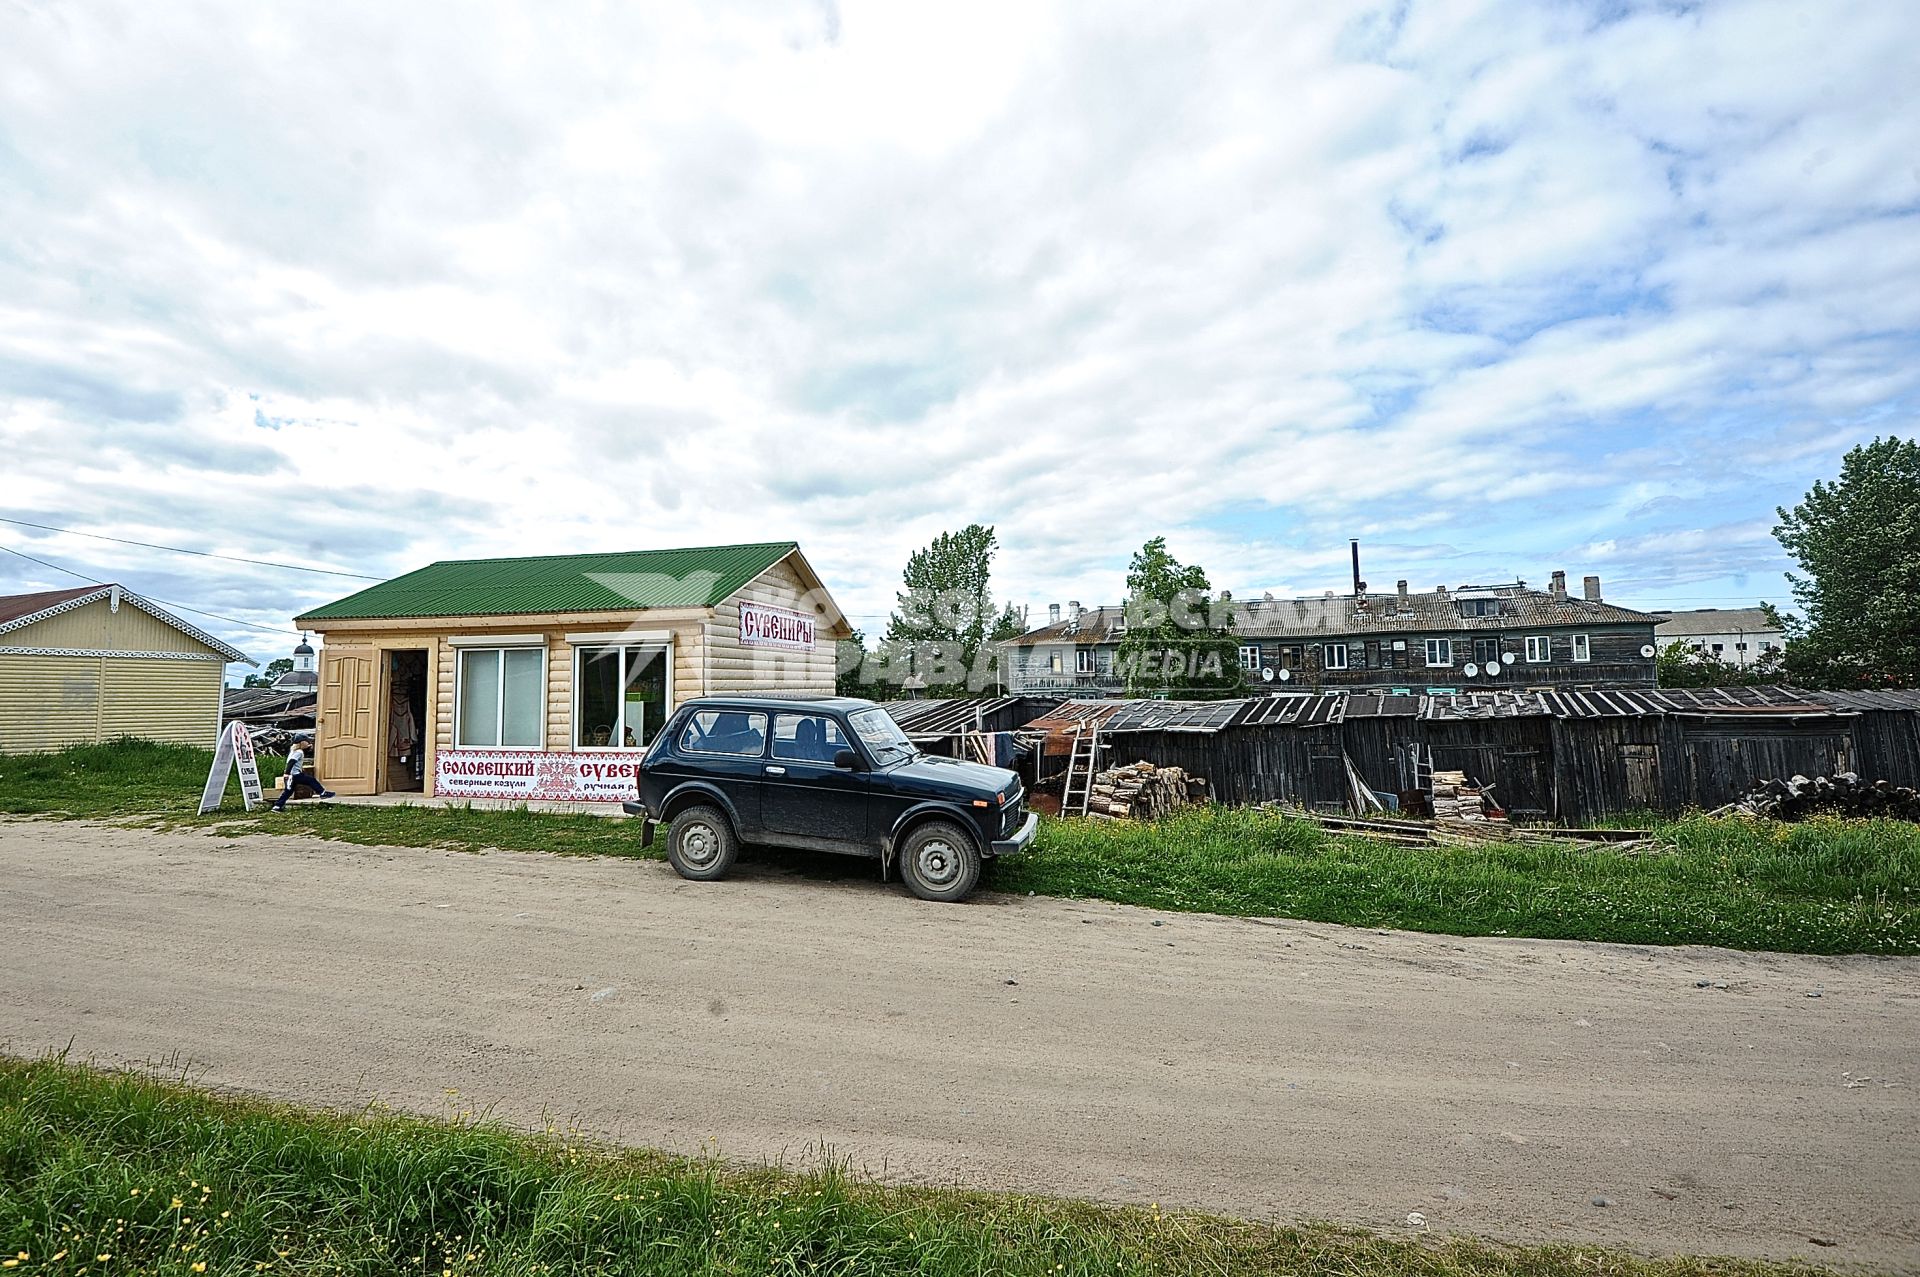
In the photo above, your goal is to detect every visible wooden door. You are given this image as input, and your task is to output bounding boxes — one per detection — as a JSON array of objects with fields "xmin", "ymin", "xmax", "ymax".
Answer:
[
  {"xmin": 319, "ymin": 647, "xmax": 378, "ymax": 794},
  {"xmin": 1619, "ymin": 744, "xmax": 1661, "ymax": 811}
]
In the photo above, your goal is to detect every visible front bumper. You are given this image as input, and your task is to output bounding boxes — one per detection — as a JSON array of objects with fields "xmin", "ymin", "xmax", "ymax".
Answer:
[
  {"xmin": 622, "ymin": 800, "xmax": 656, "ymax": 848},
  {"xmin": 990, "ymin": 811, "xmax": 1038, "ymax": 856}
]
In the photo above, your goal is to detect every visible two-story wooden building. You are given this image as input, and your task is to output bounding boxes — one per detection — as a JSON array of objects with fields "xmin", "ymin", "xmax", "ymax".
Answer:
[{"xmin": 1003, "ymin": 572, "xmax": 1660, "ymax": 696}]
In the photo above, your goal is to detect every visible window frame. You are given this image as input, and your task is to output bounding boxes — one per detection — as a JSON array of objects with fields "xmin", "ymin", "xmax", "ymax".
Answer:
[
  {"xmin": 572, "ymin": 641, "xmax": 674, "ymax": 751},
  {"xmin": 1571, "ymin": 634, "xmax": 1591, "ymax": 663},
  {"xmin": 1048, "ymin": 649, "xmax": 1064, "ymax": 674},
  {"xmin": 1525, "ymin": 635, "xmax": 1552, "ymax": 664},
  {"xmin": 1323, "ymin": 642, "xmax": 1349, "ymax": 671},
  {"xmin": 453, "ymin": 644, "xmax": 548, "ymax": 750},
  {"xmin": 1423, "ymin": 637, "xmax": 1452, "ymax": 668},
  {"xmin": 1238, "ymin": 644, "xmax": 1260, "ymax": 671},
  {"xmin": 1075, "ymin": 647, "xmax": 1095, "ymax": 675},
  {"xmin": 770, "ymin": 711, "xmax": 850, "ymax": 764},
  {"xmin": 679, "ymin": 709, "xmax": 770, "ymax": 758}
]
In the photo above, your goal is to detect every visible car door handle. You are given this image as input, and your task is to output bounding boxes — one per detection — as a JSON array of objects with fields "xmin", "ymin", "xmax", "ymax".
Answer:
[{"xmin": 765, "ymin": 765, "xmax": 786, "ymax": 775}]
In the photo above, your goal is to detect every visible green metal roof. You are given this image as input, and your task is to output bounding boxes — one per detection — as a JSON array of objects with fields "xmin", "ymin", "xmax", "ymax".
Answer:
[{"xmin": 297, "ymin": 541, "xmax": 799, "ymax": 622}]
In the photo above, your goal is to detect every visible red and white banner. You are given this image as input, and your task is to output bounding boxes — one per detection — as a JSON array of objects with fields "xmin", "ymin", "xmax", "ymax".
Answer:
[
  {"xmin": 434, "ymin": 750, "xmax": 648, "ymax": 803},
  {"xmin": 739, "ymin": 601, "xmax": 816, "ymax": 650}
]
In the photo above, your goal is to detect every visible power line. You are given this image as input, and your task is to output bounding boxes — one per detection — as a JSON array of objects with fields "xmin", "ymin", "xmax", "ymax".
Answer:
[
  {"xmin": 0, "ymin": 543, "xmax": 303, "ymax": 640},
  {"xmin": 0, "ymin": 516, "xmax": 382, "ymax": 580}
]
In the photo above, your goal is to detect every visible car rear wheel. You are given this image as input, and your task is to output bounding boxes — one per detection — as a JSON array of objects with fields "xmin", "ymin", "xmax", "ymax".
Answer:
[
  {"xmin": 666, "ymin": 805, "xmax": 738, "ymax": 881},
  {"xmin": 898, "ymin": 820, "xmax": 982, "ymax": 903}
]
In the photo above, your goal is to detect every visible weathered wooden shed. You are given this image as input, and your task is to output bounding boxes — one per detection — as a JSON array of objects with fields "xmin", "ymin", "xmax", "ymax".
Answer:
[{"xmin": 0, "ymin": 584, "xmax": 251, "ymax": 753}]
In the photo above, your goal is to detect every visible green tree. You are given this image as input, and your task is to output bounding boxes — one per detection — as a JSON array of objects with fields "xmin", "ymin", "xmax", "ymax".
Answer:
[
  {"xmin": 882, "ymin": 524, "xmax": 1020, "ymax": 696},
  {"xmin": 1768, "ymin": 436, "xmax": 1920, "ymax": 689},
  {"xmin": 1654, "ymin": 640, "xmax": 1781, "ymax": 689},
  {"xmin": 1115, "ymin": 537, "xmax": 1246, "ymax": 699},
  {"xmin": 835, "ymin": 626, "xmax": 872, "ymax": 697},
  {"xmin": 243, "ymin": 658, "xmax": 294, "ymax": 688}
]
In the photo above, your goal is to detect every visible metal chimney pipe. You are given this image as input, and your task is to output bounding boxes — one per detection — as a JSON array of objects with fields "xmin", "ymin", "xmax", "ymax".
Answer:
[{"xmin": 1350, "ymin": 540, "xmax": 1363, "ymax": 596}]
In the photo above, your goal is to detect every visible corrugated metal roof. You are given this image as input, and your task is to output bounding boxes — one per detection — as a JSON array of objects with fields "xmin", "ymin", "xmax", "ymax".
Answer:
[
  {"xmin": 298, "ymin": 542, "xmax": 799, "ymax": 621},
  {"xmin": 879, "ymin": 696, "xmax": 1039, "ymax": 736},
  {"xmin": 1812, "ymin": 688, "xmax": 1920, "ymax": 712},
  {"xmin": 1102, "ymin": 700, "xmax": 1247, "ymax": 733},
  {"xmin": 0, "ymin": 585, "xmax": 99, "ymax": 629}
]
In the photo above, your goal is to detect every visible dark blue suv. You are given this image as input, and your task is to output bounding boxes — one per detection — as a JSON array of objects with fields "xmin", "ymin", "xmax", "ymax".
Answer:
[{"xmin": 623, "ymin": 695, "xmax": 1036, "ymax": 902}]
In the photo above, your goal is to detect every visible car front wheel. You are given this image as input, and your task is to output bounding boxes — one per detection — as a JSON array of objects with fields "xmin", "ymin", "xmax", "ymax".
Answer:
[
  {"xmin": 666, "ymin": 805, "xmax": 738, "ymax": 881},
  {"xmin": 897, "ymin": 820, "xmax": 982, "ymax": 903}
]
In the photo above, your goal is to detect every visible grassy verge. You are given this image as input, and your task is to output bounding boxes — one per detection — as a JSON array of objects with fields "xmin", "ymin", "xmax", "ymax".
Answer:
[
  {"xmin": 0, "ymin": 1055, "xmax": 1838, "ymax": 1277},
  {"xmin": 2, "ymin": 740, "xmax": 1917, "ymax": 954}
]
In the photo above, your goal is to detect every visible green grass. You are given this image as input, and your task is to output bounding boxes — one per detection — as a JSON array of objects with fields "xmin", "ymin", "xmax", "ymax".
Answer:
[
  {"xmin": 0, "ymin": 1054, "xmax": 1840, "ymax": 1277},
  {"xmin": 2, "ymin": 739, "xmax": 1917, "ymax": 954}
]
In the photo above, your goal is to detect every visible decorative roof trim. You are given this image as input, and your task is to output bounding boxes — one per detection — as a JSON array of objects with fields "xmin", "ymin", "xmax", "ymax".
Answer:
[
  {"xmin": 0, "ymin": 585, "xmax": 252, "ymax": 664},
  {"xmin": 0, "ymin": 645, "xmax": 228, "ymax": 661}
]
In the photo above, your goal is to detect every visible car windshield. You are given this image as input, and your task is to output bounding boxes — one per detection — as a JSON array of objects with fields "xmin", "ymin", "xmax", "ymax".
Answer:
[{"xmin": 849, "ymin": 708, "xmax": 916, "ymax": 763}]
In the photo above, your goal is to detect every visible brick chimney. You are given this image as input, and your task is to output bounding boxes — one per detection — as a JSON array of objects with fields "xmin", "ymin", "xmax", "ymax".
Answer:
[
  {"xmin": 1550, "ymin": 570, "xmax": 1568, "ymax": 602},
  {"xmin": 1397, "ymin": 579, "xmax": 1409, "ymax": 601},
  {"xmin": 1048, "ymin": 603, "xmax": 1061, "ymax": 625},
  {"xmin": 1583, "ymin": 575, "xmax": 1602, "ymax": 602}
]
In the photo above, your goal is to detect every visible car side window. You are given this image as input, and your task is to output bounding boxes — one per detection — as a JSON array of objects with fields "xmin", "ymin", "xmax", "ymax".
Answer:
[
  {"xmin": 679, "ymin": 710, "xmax": 768, "ymax": 757},
  {"xmin": 771, "ymin": 713, "xmax": 849, "ymax": 763}
]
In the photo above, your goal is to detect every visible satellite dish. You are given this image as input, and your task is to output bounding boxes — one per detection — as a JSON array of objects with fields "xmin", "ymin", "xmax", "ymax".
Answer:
[
  {"xmin": 1463, "ymin": 662, "xmax": 1480, "ymax": 678},
  {"xmin": 1261, "ymin": 667, "xmax": 1275, "ymax": 682},
  {"xmin": 1501, "ymin": 652, "xmax": 1518, "ymax": 666},
  {"xmin": 1277, "ymin": 668, "xmax": 1292, "ymax": 682},
  {"xmin": 1485, "ymin": 660, "xmax": 1502, "ymax": 676},
  {"xmin": 1640, "ymin": 644, "xmax": 1656, "ymax": 658}
]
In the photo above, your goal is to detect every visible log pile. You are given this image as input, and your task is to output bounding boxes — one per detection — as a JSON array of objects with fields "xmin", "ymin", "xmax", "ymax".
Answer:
[
  {"xmin": 1431, "ymin": 770, "xmax": 1497, "ymax": 823},
  {"xmin": 1730, "ymin": 773, "xmax": 1920, "ymax": 822},
  {"xmin": 1087, "ymin": 761, "xmax": 1209, "ymax": 820}
]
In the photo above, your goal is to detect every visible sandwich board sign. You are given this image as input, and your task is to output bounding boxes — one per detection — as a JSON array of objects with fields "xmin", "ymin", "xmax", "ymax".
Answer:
[{"xmin": 199, "ymin": 721, "xmax": 264, "ymax": 814}]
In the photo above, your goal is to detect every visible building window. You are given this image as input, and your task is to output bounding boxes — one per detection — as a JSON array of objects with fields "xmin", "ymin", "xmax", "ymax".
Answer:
[
  {"xmin": 1424, "ymin": 638, "xmax": 1452, "ymax": 668},
  {"xmin": 679, "ymin": 709, "xmax": 767, "ymax": 757},
  {"xmin": 1076, "ymin": 647, "xmax": 1094, "ymax": 674},
  {"xmin": 1048, "ymin": 649, "xmax": 1063, "ymax": 674},
  {"xmin": 1571, "ymin": 634, "xmax": 1590, "ymax": 663},
  {"xmin": 1735, "ymin": 642, "xmax": 1747, "ymax": 652},
  {"xmin": 1238, "ymin": 645, "xmax": 1259, "ymax": 671},
  {"xmin": 1760, "ymin": 640, "xmax": 1774, "ymax": 650},
  {"xmin": 455, "ymin": 647, "xmax": 545, "ymax": 749},
  {"xmin": 1712, "ymin": 643, "xmax": 1724, "ymax": 654},
  {"xmin": 1323, "ymin": 642, "xmax": 1349, "ymax": 671},
  {"xmin": 1525, "ymin": 635, "xmax": 1551, "ymax": 663},
  {"xmin": 574, "ymin": 644, "xmax": 670, "ymax": 749}
]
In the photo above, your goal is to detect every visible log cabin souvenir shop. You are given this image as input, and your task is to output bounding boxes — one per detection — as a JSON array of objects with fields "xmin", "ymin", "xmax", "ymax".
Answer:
[{"xmin": 294, "ymin": 541, "xmax": 850, "ymax": 802}]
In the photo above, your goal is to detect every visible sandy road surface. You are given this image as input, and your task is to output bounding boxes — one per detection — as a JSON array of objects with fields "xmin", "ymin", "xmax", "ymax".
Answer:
[{"xmin": 2, "ymin": 819, "xmax": 1917, "ymax": 1269}]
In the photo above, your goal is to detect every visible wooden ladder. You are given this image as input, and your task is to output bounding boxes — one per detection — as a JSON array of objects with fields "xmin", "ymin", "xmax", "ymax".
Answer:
[{"xmin": 1062, "ymin": 727, "xmax": 1100, "ymax": 817}]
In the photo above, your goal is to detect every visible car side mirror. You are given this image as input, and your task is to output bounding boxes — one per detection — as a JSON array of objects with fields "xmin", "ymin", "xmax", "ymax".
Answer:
[{"xmin": 833, "ymin": 749, "xmax": 861, "ymax": 771}]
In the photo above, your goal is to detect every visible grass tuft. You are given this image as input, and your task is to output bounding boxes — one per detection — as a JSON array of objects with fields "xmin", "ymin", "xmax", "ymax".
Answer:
[{"xmin": 0, "ymin": 1055, "xmax": 1842, "ymax": 1277}]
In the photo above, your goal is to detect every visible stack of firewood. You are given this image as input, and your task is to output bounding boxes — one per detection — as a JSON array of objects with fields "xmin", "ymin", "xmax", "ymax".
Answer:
[
  {"xmin": 1730, "ymin": 773, "xmax": 1920, "ymax": 822},
  {"xmin": 1087, "ymin": 761, "xmax": 1209, "ymax": 820},
  {"xmin": 1430, "ymin": 769, "xmax": 1497, "ymax": 823}
]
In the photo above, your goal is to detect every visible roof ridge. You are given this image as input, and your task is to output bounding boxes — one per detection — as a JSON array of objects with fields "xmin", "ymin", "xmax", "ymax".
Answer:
[{"xmin": 420, "ymin": 540, "xmax": 798, "ymax": 569}]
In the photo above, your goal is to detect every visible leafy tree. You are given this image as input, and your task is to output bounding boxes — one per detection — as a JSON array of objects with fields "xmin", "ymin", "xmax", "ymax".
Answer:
[
  {"xmin": 1115, "ymin": 537, "xmax": 1245, "ymax": 699},
  {"xmin": 243, "ymin": 658, "xmax": 294, "ymax": 688},
  {"xmin": 1654, "ymin": 640, "xmax": 1781, "ymax": 689},
  {"xmin": 834, "ymin": 626, "xmax": 873, "ymax": 697},
  {"xmin": 882, "ymin": 524, "xmax": 1021, "ymax": 696},
  {"xmin": 1767, "ymin": 436, "xmax": 1920, "ymax": 689}
]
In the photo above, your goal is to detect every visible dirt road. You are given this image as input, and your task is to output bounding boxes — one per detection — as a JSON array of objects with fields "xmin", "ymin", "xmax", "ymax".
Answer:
[{"xmin": 3, "ymin": 819, "xmax": 1916, "ymax": 1268}]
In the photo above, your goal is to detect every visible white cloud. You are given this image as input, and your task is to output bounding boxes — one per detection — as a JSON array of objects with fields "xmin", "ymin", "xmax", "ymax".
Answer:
[{"xmin": 1, "ymin": 0, "xmax": 1915, "ymax": 656}]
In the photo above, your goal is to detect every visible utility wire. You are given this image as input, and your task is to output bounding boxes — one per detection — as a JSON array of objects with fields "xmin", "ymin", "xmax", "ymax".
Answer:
[
  {"xmin": 0, "ymin": 516, "xmax": 382, "ymax": 580},
  {"xmin": 0, "ymin": 543, "xmax": 303, "ymax": 640}
]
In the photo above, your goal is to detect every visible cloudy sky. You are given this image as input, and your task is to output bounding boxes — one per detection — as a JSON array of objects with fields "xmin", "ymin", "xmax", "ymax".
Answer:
[{"xmin": 3, "ymin": 0, "xmax": 1916, "ymax": 666}]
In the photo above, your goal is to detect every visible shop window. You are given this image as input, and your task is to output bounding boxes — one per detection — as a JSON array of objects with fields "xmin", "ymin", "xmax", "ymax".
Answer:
[
  {"xmin": 455, "ymin": 647, "xmax": 545, "ymax": 749},
  {"xmin": 1238, "ymin": 645, "xmax": 1259, "ymax": 671},
  {"xmin": 680, "ymin": 710, "xmax": 767, "ymax": 756},
  {"xmin": 771, "ymin": 712, "xmax": 849, "ymax": 763},
  {"xmin": 575, "ymin": 644, "xmax": 670, "ymax": 749},
  {"xmin": 1525, "ymin": 635, "xmax": 1551, "ymax": 663},
  {"xmin": 1571, "ymin": 634, "xmax": 1590, "ymax": 663},
  {"xmin": 1323, "ymin": 642, "xmax": 1349, "ymax": 671},
  {"xmin": 1424, "ymin": 638, "xmax": 1452, "ymax": 667}
]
